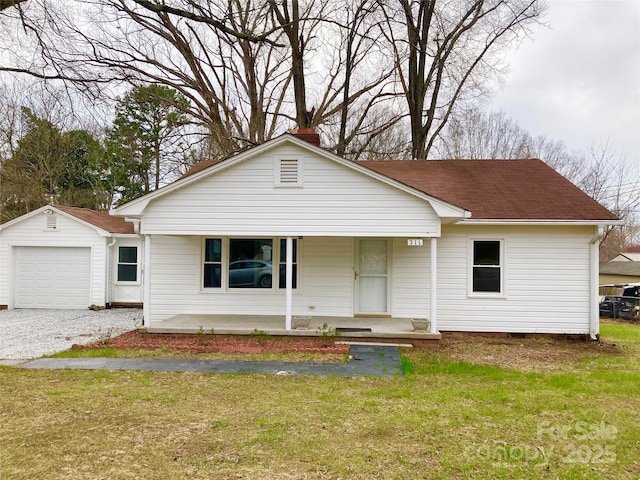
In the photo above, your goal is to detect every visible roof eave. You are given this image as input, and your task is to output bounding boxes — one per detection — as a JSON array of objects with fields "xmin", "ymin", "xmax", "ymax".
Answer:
[
  {"xmin": 457, "ymin": 219, "xmax": 624, "ymax": 226},
  {"xmin": 0, "ymin": 205, "xmax": 112, "ymax": 236}
]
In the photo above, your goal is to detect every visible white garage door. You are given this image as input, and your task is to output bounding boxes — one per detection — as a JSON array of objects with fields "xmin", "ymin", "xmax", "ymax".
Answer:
[{"xmin": 14, "ymin": 247, "xmax": 91, "ymax": 309}]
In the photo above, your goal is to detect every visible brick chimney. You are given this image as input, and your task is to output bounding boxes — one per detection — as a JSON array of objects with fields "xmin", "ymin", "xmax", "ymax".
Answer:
[{"xmin": 289, "ymin": 128, "xmax": 321, "ymax": 147}]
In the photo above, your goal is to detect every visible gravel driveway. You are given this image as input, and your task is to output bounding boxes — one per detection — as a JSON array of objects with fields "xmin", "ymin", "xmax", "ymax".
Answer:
[{"xmin": 0, "ymin": 309, "xmax": 142, "ymax": 362}]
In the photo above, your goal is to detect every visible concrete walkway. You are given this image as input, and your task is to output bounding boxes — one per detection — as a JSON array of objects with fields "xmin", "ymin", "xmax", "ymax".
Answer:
[{"xmin": 19, "ymin": 344, "xmax": 404, "ymax": 377}]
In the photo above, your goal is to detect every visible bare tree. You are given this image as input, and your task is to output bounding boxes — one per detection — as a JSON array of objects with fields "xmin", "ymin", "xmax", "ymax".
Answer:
[
  {"xmin": 379, "ymin": 0, "xmax": 545, "ymax": 159},
  {"xmin": 2, "ymin": 0, "xmax": 549, "ymax": 162},
  {"xmin": 437, "ymin": 107, "xmax": 530, "ymax": 159}
]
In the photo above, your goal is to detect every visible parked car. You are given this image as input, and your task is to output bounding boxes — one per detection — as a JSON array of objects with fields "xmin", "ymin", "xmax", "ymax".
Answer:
[
  {"xmin": 599, "ymin": 284, "xmax": 640, "ymax": 320},
  {"xmin": 229, "ymin": 260, "xmax": 272, "ymax": 288}
]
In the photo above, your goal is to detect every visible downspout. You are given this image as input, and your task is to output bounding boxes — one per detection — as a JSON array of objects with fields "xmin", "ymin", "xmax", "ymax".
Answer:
[
  {"xmin": 589, "ymin": 226, "xmax": 605, "ymax": 341},
  {"xmin": 106, "ymin": 238, "xmax": 116, "ymax": 309}
]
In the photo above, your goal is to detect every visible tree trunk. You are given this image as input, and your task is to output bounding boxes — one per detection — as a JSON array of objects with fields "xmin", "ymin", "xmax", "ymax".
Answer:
[{"xmin": 269, "ymin": 0, "xmax": 307, "ymax": 128}]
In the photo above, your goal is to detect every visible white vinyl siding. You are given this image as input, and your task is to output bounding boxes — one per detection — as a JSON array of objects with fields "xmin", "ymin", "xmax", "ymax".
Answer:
[
  {"xmin": 146, "ymin": 235, "xmax": 354, "ymax": 323},
  {"xmin": 144, "ymin": 226, "xmax": 595, "ymax": 335},
  {"xmin": 0, "ymin": 212, "xmax": 107, "ymax": 308},
  {"xmin": 391, "ymin": 238, "xmax": 430, "ymax": 318},
  {"xmin": 437, "ymin": 225, "xmax": 594, "ymax": 334},
  {"xmin": 140, "ymin": 144, "xmax": 440, "ymax": 237},
  {"xmin": 110, "ymin": 238, "xmax": 144, "ymax": 304}
]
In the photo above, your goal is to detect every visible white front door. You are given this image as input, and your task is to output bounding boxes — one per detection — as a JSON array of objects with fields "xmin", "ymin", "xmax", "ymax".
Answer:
[{"xmin": 355, "ymin": 239, "xmax": 389, "ymax": 314}]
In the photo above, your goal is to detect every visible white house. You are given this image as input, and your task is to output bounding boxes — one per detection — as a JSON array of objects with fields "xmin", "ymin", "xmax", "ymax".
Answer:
[
  {"xmin": 0, "ymin": 205, "xmax": 143, "ymax": 309},
  {"xmin": 114, "ymin": 132, "xmax": 620, "ymax": 339}
]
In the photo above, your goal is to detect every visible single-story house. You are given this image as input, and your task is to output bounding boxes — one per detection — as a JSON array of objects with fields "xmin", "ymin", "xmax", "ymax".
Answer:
[
  {"xmin": 608, "ymin": 246, "xmax": 640, "ymax": 263},
  {"xmin": 112, "ymin": 131, "xmax": 620, "ymax": 339},
  {"xmin": 0, "ymin": 205, "xmax": 143, "ymax": 309},
  {"xmin": 599, "ymin": 262, "xmax": 640, "ymax": 286},
  {"xmin": 600, "ymin": 246, "xmax": 640, "ymax": 286}
]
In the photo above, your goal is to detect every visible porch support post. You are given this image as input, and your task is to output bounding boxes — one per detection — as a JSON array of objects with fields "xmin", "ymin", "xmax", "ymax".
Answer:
[
  {"xmin": 285, "ymin": 236, "xmax": 293, "ymax": 330},
  {"xmin": 430, "ymin": 237, "xmax": 437, "ymax": 334},
  {"xmin": 143, "ymin": 234, "xmax": 151, "ymax": 328}
]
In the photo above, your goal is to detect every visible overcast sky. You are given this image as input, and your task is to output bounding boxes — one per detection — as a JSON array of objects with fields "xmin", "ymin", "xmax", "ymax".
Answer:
[{"xmin": 489, "ymin": 0, "xmax": 640, "ymax": 168}]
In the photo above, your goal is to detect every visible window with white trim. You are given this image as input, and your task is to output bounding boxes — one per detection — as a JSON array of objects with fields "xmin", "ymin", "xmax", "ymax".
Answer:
[
  {"xmin": 204, "ymin": 239, "xmax": 222, "ymax": 288},
  {"xmin": 228, "ymin": 239, "xmax": 273, "ymax": 288},
  {"xmin": 471, "ymin": 240, "xmax": 503, "ymax": 294},
  {"xmin": 117, "ymin": 246, "xmax": 138, "ymax": 282},
  {"xmin": 278, "ymin": 239, "xmax": 297, "ymax": 289}
]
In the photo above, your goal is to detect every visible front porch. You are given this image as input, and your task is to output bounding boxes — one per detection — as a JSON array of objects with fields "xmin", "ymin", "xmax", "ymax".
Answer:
[{"xmin": 146, "ymin": 314, "xmax": 441, "ymax": 343}]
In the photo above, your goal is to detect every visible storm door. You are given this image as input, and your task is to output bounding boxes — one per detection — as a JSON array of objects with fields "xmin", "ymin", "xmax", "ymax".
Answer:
[{"xmin": 355, "ymin": 239, "xmax": 389, "ymax": 315}]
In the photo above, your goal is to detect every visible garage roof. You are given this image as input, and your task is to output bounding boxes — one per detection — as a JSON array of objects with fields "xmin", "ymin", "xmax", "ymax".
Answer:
[{"xmin": 54, "ymin": 206, "xmax": 135, "ymax": 234}]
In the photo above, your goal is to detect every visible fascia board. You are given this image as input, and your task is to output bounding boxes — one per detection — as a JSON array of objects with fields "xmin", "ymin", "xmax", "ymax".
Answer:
[
  {"xmin": 458, "ymin": 219, "xmax": 625, "ymax": 226},
  {"xmin": 0, "ymin": 205, "xmax": 111, "ymax": 237}
]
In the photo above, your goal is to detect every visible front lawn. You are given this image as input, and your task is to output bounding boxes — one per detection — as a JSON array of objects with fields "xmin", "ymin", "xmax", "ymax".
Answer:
[{"xmin": 1, "ymin": 322, "xmax": 638, "ymax": 479}]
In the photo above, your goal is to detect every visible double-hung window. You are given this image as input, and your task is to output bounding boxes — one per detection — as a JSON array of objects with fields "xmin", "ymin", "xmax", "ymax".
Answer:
[
  {"xmin": 204, "ymin": 239, "xmax": 222, "ymax": 288},
  {"xmin": 471, "ymin": 240, "xmax": 503, "ymax": 294},
  {"xmin": 278, "ymin": 239, "xmax": 297, "ymax": 289},
  {"xmin": 117, "ymin": 246, "xmax": 138, "ymax": 282}
]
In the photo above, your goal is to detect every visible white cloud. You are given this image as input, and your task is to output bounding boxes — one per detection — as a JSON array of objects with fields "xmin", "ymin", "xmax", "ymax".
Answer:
[{"xmin": 490, "ymin": 0, "xmax": 640, "ymax": 167}]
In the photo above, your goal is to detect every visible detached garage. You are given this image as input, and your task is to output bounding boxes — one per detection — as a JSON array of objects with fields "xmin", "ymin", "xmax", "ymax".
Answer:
[{"xmin": 0, "ymin": 205, "xmax": 142, "ymax": 310}]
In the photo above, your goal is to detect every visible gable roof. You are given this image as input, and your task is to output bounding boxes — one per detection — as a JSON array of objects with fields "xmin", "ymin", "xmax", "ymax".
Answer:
[
  {"xmin": 55, "ymin": 206, "xmax": 135, "ymax": 234},
  {"xmin": 180, "ymin": 158, "xmax": 224, "ymax": 179},
  {"xmin": 118, "ymin": 134, "xmax": 618, "ymax": 224},
  {"xmin": 0, "ymin": 205, "xmax": 135, "ymax": 235},
  {"xmin": 600, "ymin": 261, "xmax": 640, "ymax": 277},
  {"xmin": 116, "ymin": 134, "xmax": 468, "ymax": 219},
  {"xmin": 359, "ymin": 159, "xmax": 618, "ymax": 221}
]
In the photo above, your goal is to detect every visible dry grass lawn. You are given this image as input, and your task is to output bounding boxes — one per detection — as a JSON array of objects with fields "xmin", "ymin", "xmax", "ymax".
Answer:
[{"xmin": 1, "ymin": 321, "xmax": 639, "ymax": 479}]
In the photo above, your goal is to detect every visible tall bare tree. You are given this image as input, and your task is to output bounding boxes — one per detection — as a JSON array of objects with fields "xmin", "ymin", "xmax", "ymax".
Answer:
[
  {"xmin": 379, "ymin": 0, "xmax": 545, "ymax": 159},
  {"xmin": 2, "ymin": 0, "xmax": 546, "ymax": 161}
]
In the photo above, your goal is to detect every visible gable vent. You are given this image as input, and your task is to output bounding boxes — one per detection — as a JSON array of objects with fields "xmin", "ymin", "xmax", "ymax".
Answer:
[
  {"xmin": 279, "ymin": 159, "xmax": 299, "ymax": 184},
  {"xmin": 45, "ymin": 213, "xmax": 58, "ymax": 230}
]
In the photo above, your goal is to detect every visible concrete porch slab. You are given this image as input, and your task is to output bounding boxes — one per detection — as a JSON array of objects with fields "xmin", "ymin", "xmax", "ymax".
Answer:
[{"xmin": 146, "ymin": 314, "xmax": 441, "ymax": 342}]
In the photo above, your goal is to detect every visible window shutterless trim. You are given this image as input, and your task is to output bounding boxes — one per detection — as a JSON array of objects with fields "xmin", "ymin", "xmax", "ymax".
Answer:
[
  {"xmin": 116, "ymin": 246, "xmax": 139, "ymax": 283},
  {"xmin": 468, "ymin": 238, "xmax": 505, "ymax": 297}
]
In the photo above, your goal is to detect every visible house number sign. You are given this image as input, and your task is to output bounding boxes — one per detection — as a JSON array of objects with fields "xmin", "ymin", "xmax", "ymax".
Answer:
[{"xmin": 407, "ymin": 239, "xmax": 423, "ymax": 246}]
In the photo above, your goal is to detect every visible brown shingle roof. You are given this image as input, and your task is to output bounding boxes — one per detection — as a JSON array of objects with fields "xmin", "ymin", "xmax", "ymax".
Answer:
[
  {"xmin": 180, "ymin": 158, "xmax": 224, "ymax": 180},
  {"xmin": 359, "ymin": 159, "xmax": 618, "ymax": 221},
  {"xmin": 600, "ymin": 261, "xmax": 640, "ymax": 277},
  {"xmin": 55, "ymin": 206, "xmax": 135, "ymax": 234}
]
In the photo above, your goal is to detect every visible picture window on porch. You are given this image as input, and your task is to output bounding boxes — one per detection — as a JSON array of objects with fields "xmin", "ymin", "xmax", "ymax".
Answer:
[
  {"xmin": 471, "ymin": 240, "xmax": 502, "ymax": 294},
  {"xmin": 229, "ymin": 239, "xmax": 273, "ymax": 288},
  {"xmin": 204, "ymin": 238, "xmax": 222, "ymax": 288},
  {"xmin": 278, "ymin": 239, "xmax": 297, "ymax": 289},
  {"xmin": 117, "ymin": 246, "xmax": 138, "ymax": 282}
]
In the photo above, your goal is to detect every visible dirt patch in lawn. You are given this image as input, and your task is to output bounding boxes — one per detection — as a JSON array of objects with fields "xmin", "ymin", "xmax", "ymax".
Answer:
[
  {"xmin": 432, "ymin": 332, "xmax": 621, "ymax": 372},
  {"xmin": 76, "ymin": 330, "xmax": 349, "ymax": 356}
]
